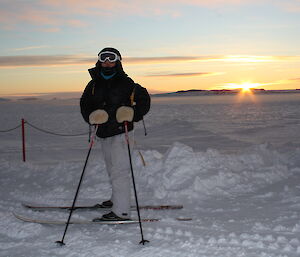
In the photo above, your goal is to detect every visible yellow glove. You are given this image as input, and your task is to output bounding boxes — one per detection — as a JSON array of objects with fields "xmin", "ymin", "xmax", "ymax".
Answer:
[
  {"xmin": 116, "ymin": 106, "xmax": 134, "ymax": 123},
  {"xmin": 89, "ymin": 109, "xmax": 108, "ymax": 124}
]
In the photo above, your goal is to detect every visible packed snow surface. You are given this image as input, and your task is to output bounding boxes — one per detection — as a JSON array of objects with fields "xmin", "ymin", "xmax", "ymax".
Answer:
[{"xmin": 1, "ymin": 93, "xmax": 300, "ymax": 257}]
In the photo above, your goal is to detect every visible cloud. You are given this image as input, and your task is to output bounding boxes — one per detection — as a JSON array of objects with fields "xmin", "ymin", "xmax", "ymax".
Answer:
[
  {"xmin": 0, "ymin": 1, "xmax": 152, "ymax": 29},
  {"xmin": 289, "ymin": 77, "xmax": 300, "ymax": 81},
  {"xmin": 0, "ymin": 0, "xmax": 89, "ymax": 29},
  {"xmin": 266, "ymin": 77, "xmax": 300, "ymax": 85},
  {"xmin": 221, "ymin": 55, "xmax": 300, "ymax": 63},
  {"xmin": 12, "ymin": 45, "xmax": 50, "ymax": 51},
  {"xmin": 161, "ymin": 0, "xmax": 260, "ymax": 7},
  {"xmin": 37, "ymin": 27, "xmax": 61, "ymax": 33},
  {"xmin": 168, "ymin": 0, "xmax": 300, "ymax": 12},
  {"xmin": 144, "ymin": 72, "xmax": 224, "ymax": 77},
  {"xmin": 0, "ymin": 55, "xmax": 225, "ymax": 68},
  {"xmin": 275, "ymin": 0, "xmax": 300, "ymax": 13},
  {"xmin": 66, "ymin": 19, "xmax": 87, "ymax": 28},
  {"xmin": 1, "ymin": 54, "xmax": 300, "ymax": 68},
  {"xmin": 0, "ymin": 55, "xmax": 94, "ymax": 68},
  {"xmin": 2, "ymin": 0, "xmax": 294, "ymax": 30},
  {"xmin": 0, "ymin": 55, "xmax": 235, "ymax": 68},
  {"xmin": 126, "ymin": 55, "xmax": 300, "ymax": 64},
  {"xmin": 125, "ymin": 56, "xmax": 223, "ymax": 64}
]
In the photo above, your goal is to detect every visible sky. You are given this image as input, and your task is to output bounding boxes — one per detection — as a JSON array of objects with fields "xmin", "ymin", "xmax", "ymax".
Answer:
[{"xmin": 0, "ymin": 0, "xmax": 300, "ymax": 96}]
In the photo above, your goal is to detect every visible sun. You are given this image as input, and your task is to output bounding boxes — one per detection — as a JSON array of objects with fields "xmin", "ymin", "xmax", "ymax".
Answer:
[
  {"xmin": 221, "ymin": 81, "xmax": 262, "ymax": 92},
  {"xmin": 239, "ymin": 82, "xmax": 255, "ymax": 92},
  {"xmin": 219, "ymin": 81, "xmax": 263, "ymax": 102},
  {"xmin": 232, "ymin": 81, "xmax": 263, "ymax": 94},
  {"xmin": 223, "ymin": 81, "xmax": 263, "ymax": 102}
]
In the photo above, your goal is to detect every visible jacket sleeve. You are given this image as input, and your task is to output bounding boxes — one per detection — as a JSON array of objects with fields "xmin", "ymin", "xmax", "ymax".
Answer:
[
  {"xmin": 80, "ymin": 81, "xmax": 94, "ymax": 124},
  {"xmin": 133, "ymin": 83, "xmax": 151, "ymax": 122}
]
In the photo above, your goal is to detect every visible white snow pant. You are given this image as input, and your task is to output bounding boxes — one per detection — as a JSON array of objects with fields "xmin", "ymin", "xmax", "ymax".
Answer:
[{"xmin": 100, "ymin": 132, "xmax": 133, "ymax": 219}]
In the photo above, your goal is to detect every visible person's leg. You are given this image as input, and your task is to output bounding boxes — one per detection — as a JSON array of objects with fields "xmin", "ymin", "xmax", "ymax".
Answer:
[
  {"xmin": 100, "ymin": 138, "xmax": 114, "ymax": 205},
  {"xmin": 109, "ymin": 133, "xmax": 132, "ymax": 219}
]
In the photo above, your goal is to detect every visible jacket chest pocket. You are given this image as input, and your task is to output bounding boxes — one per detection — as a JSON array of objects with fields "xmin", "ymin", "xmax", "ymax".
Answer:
[
  {"xmin": 107, "ymin": 88, "xmax": 131, "ymax": 106},
  {"xmin": 92, "ymin": 93, "xmax": 106, "ymax": 107}
]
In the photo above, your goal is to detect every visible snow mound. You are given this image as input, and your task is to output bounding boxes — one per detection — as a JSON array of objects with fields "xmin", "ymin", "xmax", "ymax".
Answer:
[{"xmin": 135, "ymin": 142, "xmax": 299, "ymax": 203}]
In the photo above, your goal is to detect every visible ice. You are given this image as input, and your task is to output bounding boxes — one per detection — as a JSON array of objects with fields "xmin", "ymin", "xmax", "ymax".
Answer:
[{"xmin": 0, "ymin": 93, "xmax": 300, "ymax": 256}]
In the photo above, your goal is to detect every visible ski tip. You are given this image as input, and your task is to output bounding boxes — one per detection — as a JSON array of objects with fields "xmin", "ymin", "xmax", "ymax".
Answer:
[
  {"xmin": 21, "ymin": 203, "xmax": 30, "ymax": 208},
  {"xmin": 13, "ymin": 212, "xmax": 25, "ymax": 221},
  {"xmin": 176, "ymin": 217, "xmax": 192, "ymax": 221}
]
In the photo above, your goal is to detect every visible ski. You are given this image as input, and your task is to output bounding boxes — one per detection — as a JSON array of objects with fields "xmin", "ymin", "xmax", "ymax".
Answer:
[
  {"xmin": 22, "ymin": 203, "xmax": 183, "ymax": 211},
  {"xmin": 13, "ymin": 212, "xmax": 159, "ymax": 225},
  {"xmin": 13, "ymin": 212, "xmax": 191, "ymax": 225}
]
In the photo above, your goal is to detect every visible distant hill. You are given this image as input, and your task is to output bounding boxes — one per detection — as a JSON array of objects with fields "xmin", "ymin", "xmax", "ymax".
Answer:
[
  {"xmin": 0, "ymin": 97, "xmax": 11, "ymax": 102},
  {"xmin": 17, "ymin": 97, "xmax": 40, "ymax": 101},
  {"xmin": 152, "ymin": 89, "xmax": 300, "ymax": 97}
]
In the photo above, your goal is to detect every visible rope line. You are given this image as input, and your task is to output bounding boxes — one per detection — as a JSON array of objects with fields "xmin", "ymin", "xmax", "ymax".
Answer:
[
  {"xmin": 25, "ymin": 121, "xmax": 88, "ymax": 137},
  {"xmin": 0, "ymin": 124, "xmax": 22, "ymax": 133}
]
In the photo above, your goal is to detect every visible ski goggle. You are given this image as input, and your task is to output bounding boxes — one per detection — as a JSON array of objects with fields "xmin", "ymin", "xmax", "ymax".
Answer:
[{"xmin": 98, "ymin": 51, "xmax": 121, "ymax": 62}]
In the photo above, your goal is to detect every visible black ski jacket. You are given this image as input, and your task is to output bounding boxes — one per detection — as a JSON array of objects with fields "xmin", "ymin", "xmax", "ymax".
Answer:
[{"xmin": 80, "ymin": 66, "xmax": 150, "ymax": 138}]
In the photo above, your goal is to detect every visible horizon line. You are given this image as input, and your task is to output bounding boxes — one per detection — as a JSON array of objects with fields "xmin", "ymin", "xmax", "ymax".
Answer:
[{"xmin": 1, "ymin": 88, "xmax": 300, "ymax": 99}]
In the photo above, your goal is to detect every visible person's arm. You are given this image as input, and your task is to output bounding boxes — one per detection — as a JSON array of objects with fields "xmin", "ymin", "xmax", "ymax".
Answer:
[
  {"xmin": 80, "ymin": 81, "xmax": 94, "ymax": 123},
  {"xmin": 133, "ymin": 84, "xmax": 151, "ymax": 122}
]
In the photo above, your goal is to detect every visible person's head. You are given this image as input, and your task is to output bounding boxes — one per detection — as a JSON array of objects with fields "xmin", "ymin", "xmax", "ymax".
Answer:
[{"xmin": 96, "ymin": 47, "xmax": 123, "ymax": 75}]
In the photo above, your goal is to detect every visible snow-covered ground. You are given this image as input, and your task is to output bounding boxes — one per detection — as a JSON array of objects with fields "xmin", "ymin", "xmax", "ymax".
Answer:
[{"xmin": 0, "ymin": 93, "xmax": 300, "ymax": 257}]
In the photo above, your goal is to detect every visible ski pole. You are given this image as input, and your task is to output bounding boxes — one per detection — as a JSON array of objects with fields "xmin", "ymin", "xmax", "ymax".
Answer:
[
  {"xmin": 56, "ymin": 125, "xmax": 98, "ymax": 246},
  {"xmin": 142, "ymin": 118, "xmax": 147, "ymax": 136},
  {"xmin": 88, "ymin": 125, "xmax": 92, "ymax": 142},
  {"xmin": 124, "ymin": 121, "xmax": 149, "ymax": 245}
]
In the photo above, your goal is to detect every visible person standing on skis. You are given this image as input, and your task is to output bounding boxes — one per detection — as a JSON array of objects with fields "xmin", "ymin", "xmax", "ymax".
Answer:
[{"xmin": 80, "ymin": 47, "xmax": 150, "ymax": 221}]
